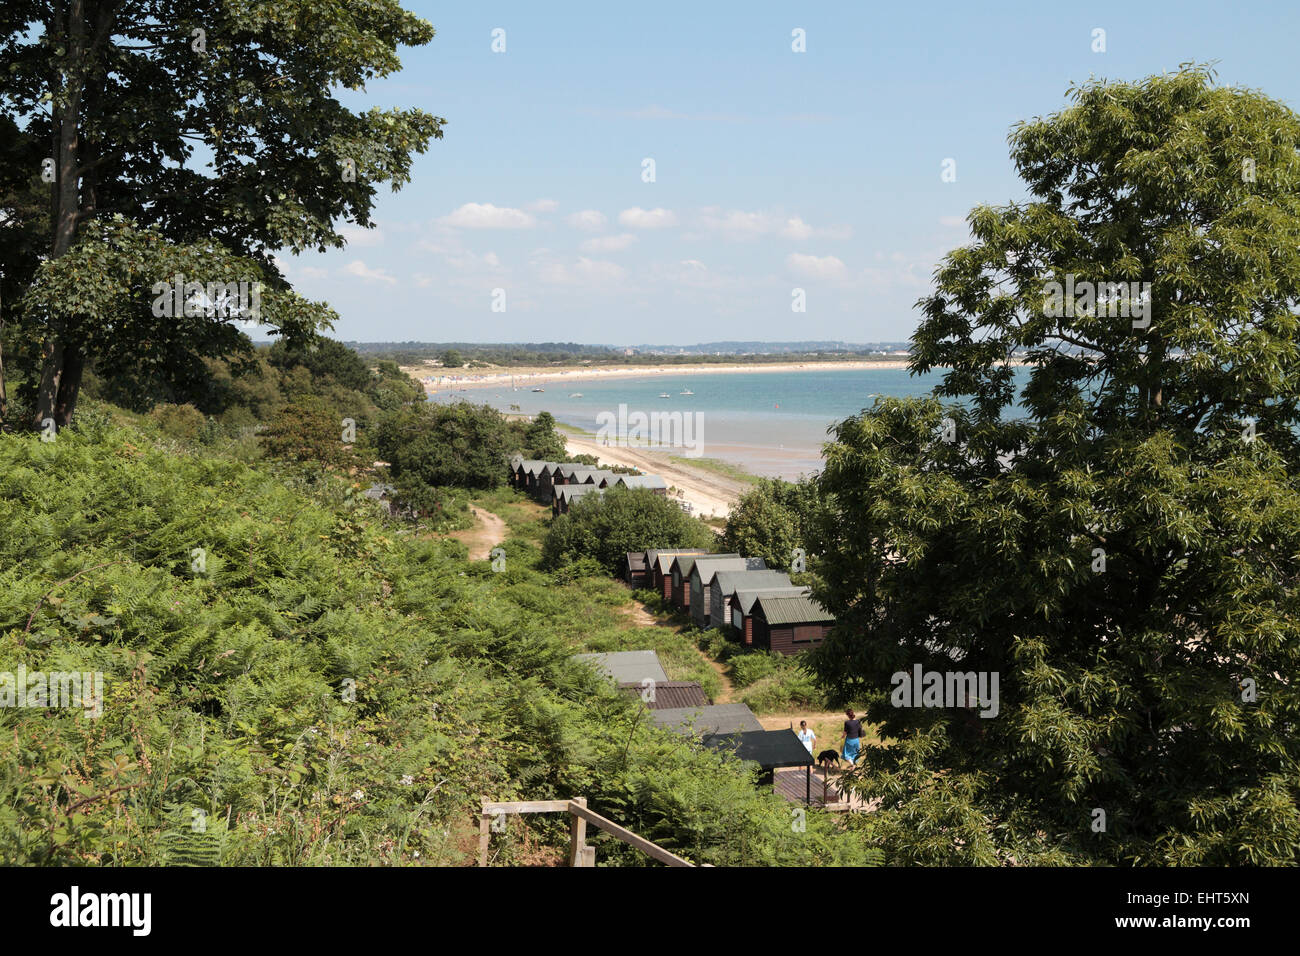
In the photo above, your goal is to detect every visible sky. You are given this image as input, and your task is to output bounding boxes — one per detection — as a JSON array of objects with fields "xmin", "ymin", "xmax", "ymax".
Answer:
[{"xmin": 276, "ymin": 1, "xmax": 1300, "ymax": 346}]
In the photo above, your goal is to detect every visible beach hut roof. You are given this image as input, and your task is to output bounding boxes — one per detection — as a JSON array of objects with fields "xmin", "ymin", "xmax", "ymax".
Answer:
[
  {"xmin": 652, "ymin": 549, "xmax": 710, "ymax": 574},
  {"xmin": 618, "ymin": 681, "xmax": 708, "ymax": 710},
  {"xmin": 733, "ymin": 586, "xmax": 810, "ymax": 615},
  {"xmin": 650, "ymin": 703, "xmax": 764, "ymax": 736},
  {"xmin": 703, "ymin": 730, "xmax": 813, "ymax": 770},
  {"xmin": 672, "ymin": 552, "xmax": 737, "ymax": 577},
  {"xmin": 755, "ymin": 594, "xmax": 835, "ymax": 625},
  {"xmin": 573, "ymin": 650, "xmax": 668, "ymax": 685},
  {"xmin": 520, "ymin": 460, "xmax": 550, "ymax": 476},
  {"xmin": 692, "ymin": 556, "xmax": 766, "ymax": 585},
  {"xmin": 624, "ymin": 552, "xmax": 648, "ymax": 570},
  {"xmin": 556, "ymin": 485, "xmax": 604, "ymax": 502},
  {"xmin": 712, "ymin": 569, "xmax": 794, "ymax": 599},
  {"xmin": 615, "ymin": 474, "xmax": 668, "ymax": 490}
]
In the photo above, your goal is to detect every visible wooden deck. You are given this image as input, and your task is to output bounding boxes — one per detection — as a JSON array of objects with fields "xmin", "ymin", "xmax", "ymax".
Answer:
[{"xmin": 773, "ymin": 765, "xmax": 872, "ymax": 811}]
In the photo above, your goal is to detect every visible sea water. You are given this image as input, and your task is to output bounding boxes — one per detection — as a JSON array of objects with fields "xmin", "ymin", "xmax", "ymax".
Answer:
[{"xmin": 427, "ymin": 367, "xmax": 1028, "ymax": 479}]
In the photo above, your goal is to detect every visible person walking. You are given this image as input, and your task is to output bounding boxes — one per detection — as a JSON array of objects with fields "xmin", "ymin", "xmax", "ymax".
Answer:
[
  {"xmin": 841, "ymin": 708, "xmax": 864, "ymax": 765},
  {"xmin": 796, "ymin": 720, "xmax": 816, "ymax": 755}
]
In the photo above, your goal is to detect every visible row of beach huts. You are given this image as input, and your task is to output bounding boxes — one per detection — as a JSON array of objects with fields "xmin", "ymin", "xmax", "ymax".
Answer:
[
  {"xmin": 510, "ymin": 458, "xmax": 673, "ymax": 517},
  {"xmin": 623, "ymin": 549, "xmax": 834, "ymax": 655}
]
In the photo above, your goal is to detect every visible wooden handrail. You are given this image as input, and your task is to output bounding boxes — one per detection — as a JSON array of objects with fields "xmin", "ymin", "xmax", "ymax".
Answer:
[{"xmin": 477, "ymin": 796, "xmax": 697, "ymax": 867}]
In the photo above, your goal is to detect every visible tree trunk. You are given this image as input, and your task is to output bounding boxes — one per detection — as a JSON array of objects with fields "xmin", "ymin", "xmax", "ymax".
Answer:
[{"xmin": 34, "ymin": 0, "xmax": 88, "ymax": 429}]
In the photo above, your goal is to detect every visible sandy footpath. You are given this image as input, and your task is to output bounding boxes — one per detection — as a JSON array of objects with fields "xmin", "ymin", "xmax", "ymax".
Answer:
[{"xmin": 562, "ymin": 433, "xmax": 750, "ymax": 519}]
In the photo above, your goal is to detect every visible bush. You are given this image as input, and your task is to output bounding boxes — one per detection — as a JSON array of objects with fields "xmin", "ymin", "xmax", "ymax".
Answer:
[
  {"xmin": 377, "ymin": 402, "xmax": 514, "ymax": 490},
  {"xmin": 542, "ymin": 486, "xmax": 717, "ymax": 572},
  {"xmin": 149, "ymin": 402, "xmax": 207, "ymax": 441}
]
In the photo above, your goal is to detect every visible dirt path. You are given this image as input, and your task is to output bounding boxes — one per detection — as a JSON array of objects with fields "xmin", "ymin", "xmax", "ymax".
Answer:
[{"xmin": 450, "ymin": 506, "xmax": 507, "ymax": 561}]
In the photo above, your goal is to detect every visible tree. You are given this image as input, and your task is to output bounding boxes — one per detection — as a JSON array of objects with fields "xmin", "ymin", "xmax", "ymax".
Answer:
[
  {"xmin": 809, "ymin": 66, "xmax": 1300, "ymax": 865},
  {"xmin": 522, "ymin": 410, "xmax": 567, "ymax": 461},
  {"xmin": 439, "ymin": 349, "xmax": 464, "ymax": 368},
  {"xmin": 377, "ymin": 401, "xmax": 513, "ymax": 490},
  {"xmin": 260, "ymin": 397, "xmax": 354, "ymax": 467},
  {"xmin": 0, "ymin": 0, "xmax": 444, "ymax": 426},
  {"xmin": 721, "ymin": 478, "xmax": 823, "ymax": 571},
  {"xmin": 543, "ymin": 486, "xmax": 717, "ymax": 572}
]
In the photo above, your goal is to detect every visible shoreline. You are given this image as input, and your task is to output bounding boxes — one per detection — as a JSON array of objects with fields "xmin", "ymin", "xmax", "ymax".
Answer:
[{"xmin": 407, "ymin": 358, "xmax": 916, "ymax": 391}]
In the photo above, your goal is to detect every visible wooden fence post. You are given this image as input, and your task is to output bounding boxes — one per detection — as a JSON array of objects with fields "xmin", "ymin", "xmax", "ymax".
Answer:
[
  {"xmin": 478, "ymin": 799, "xmax": 492, "ymax": 867},
  {"xmin": 568, "ymin": 797, "xmax": 588, "ymax": 866}
]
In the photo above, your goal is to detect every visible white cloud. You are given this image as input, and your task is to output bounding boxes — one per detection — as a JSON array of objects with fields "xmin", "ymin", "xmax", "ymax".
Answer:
[
  {"xmin": 536, "ymin": 256, "xmax": 627, "ymax": 285},
  {"xmin": 618, "ymin": 206, "xmax": 677, "ymax": 229},
  {"xmin": 786, "ymin": 253, "xmax": 847, "ymax": 280},
  {"xmin": 438, "ymin": 202, "xmax": 537, "ymax": 229},
  {"xmin": 693, "ymin": 207, "xmax": 851, "ymax": 241},
  {"xmin": 446, "ymin": 250, "xmax": 502, "ymax": 271},
  {"xmin": 344, "ymin": 260, "xmax": 397, "ymax": 284},
  {"xmin": 299, "ymin": 266, "xmax": 329, "ymax": 279},
  {"xmin": 579, "ymin": 233, "xmax": 636, "ymax": 253},
  {"xmin": 568, "ymin": 209, "xmax": 607, "ymax": 231},
  {"xmin": 526, "ymin": 199, "xmax": 559, "ymax": 213}
]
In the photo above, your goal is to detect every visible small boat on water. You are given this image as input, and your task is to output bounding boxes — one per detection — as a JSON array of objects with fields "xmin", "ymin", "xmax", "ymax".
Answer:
[
  {"xmin": 658, "ymin": 392, "xmax": 671, "ymax": 398},
  {"xmin": 679, "ymin": 388, "xmax": 694, "ymax": 395},
  {"xmin": 532, "ymin": 387, "xmax": 545, "ymax": 392},
  {"xmin": 569, "ymin": 392, "xmax": 583, "ymax": 398}
]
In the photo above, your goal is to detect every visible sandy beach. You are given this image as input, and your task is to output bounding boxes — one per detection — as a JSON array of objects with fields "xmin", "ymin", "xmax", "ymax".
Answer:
[
  {"xmin": 562, "ymin": 432, "xmax": 751, "ymax": 519},
  {"xmin": 404, "ymin": 358, "xmax": 914, "ymax": 391}
]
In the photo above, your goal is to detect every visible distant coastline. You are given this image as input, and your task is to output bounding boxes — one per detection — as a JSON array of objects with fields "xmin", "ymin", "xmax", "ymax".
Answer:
[{"xmin": 406, "ymin": 359, "xmax": 916, "ymax": 391}]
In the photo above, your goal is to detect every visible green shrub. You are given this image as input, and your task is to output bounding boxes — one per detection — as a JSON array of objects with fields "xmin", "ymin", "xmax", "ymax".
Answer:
[
  {"xmin": 542, "ymin": 486, "xmax": 717, "ymax": 572},
  {"xmin": 149, "ymin": 402, "xmax": 207, "ymax": 441}
]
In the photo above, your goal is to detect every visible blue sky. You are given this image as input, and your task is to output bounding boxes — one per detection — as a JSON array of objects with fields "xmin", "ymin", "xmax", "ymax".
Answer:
[{"xmin": 278, "ymin": 1, "xmax": 1300, "ymax": 346}]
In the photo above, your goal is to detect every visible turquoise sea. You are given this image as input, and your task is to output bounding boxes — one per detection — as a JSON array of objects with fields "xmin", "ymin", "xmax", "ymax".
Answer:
[{"xmin": 427, "ymin": 367, "xmax": 1028, "ymax": 479}]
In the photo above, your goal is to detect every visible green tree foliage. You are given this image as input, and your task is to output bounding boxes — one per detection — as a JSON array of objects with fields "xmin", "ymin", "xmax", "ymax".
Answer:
[
  {"xmin": 722, "ymin": 477, "xmax": 823, "ymax": 571},
  {"xmin": 261, "ymin": 399, "xmax": 354, "ymax": 468},
  {"xmin": 377, "ymin": 402, "xmax": 514, "ymax": 490},
  {"xmin": 543, "ymin": 487, "xmax": 717, "ymax": 572},
  {"xmin": 438, "ymin": 349, "xmax": 464, "ymax": 368},
  {"xmin": 0, "ymin": 0, "xmax": 443, "ymax": 425},
  {"xmin": 808, "ymin": 66, "xmax": 1300, "ymax": 865},
  {"xmin": 523, "ymin": 411, "xmax": 567, "ymax": 461}
]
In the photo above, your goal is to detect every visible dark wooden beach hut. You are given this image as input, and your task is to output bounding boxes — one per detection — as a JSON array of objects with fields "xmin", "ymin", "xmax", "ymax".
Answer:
[
  {"xmin": 729, "ymin": 586, "xmax": 811, "ymax": 644},
  {"xmin": 750, "ymin": 594, "xmax": 835, "ymax": 655},
  {"xmin": 688, "ymin": 556, "xmax": 766, "ymax": 628},
  {"xmin": 709, "ymin": 569, "xmax": 793, "ymax": 631}
]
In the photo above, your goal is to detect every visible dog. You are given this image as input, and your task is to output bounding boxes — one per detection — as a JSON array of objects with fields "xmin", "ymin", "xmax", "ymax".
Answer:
[{"xmin": 816, "ymin": 748, "xmax": 842, "ymax": 767}]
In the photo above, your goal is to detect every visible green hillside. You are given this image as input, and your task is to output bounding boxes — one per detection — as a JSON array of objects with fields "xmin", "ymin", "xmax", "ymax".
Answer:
[{"xmin": 0, "ymin": 405, "xmax": 873, "ymax": 866}]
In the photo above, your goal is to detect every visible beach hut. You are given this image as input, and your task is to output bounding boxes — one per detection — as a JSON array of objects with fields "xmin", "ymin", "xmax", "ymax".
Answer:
[
  {"xmin": 535, "ymin": 462, "xmax": 564, "ymax": 501},
  {"xmin": 670, "ymin": 552, "xmax": 737, "ymax": 612},
  {"xmin": 689, "ymin": 556, "xmax": 767, "ymax": 628},
  {"xmin": 729, "ymin": 586, "xmax": 811, "ymax": 644},
  {"xmin": 647, "ymin": 549, "xmax": 709, "ymax": 602},
  {"xmin": 709, "ymin": 569, "xmax": 795, "ymax": 631},
  {"xmin": 621, "ymin": 551, "xmax": 652, "ymax": 588},
  {"xmin": 750, "ymin": 594, "xmax": 835, "ymax": 655},
  {"xmin": 552, "ymin": 484, "xmax": 604, "ymax": 517},
  {"xmin": 614, "ymin": 474, "xmax": 669, "ymax": 495},
  {"xmin": 517, "ymin": 460, "xmax": 546, "ymax": 492}
]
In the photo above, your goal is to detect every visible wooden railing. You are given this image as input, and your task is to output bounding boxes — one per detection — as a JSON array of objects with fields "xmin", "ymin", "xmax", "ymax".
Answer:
[{"xmin": 477, "ymin": 797, "xmax": 698, "ymax": 867}]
